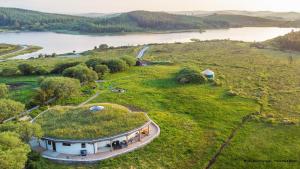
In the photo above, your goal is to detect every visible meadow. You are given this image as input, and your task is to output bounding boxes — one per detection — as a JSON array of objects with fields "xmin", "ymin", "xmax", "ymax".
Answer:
[{"xmin": 1, "ymin": 40, "xmax": 300, "ymax": 168}]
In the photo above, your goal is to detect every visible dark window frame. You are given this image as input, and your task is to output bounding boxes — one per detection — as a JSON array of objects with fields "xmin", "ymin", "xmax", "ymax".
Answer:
[
  {"xmin": 47, "ymin": 141, "xmax": 51, "ymax": 145},
  {"xmin": 81, "ymin": 143, "xmax": 86, "ymax": 148},
  {"xmin": 62, "ymin": 142, "xmax": 71, "ymax": 146}
]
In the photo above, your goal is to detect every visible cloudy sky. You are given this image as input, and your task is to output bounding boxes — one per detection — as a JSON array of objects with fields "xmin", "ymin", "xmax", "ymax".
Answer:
[{"xmin": 0, "ymin": 0, "xmax": 300, "ymax": 13}]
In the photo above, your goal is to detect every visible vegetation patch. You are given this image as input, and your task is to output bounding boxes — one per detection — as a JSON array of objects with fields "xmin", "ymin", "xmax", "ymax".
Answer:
[{"xmin": 35, "ymin": 103, "xmax": 148, "ymax": 139}]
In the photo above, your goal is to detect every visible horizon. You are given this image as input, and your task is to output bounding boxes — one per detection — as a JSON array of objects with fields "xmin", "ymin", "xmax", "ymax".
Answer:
[{"xmin": 1, "ymin": 0, "xmax": 300, "ymax": 14}]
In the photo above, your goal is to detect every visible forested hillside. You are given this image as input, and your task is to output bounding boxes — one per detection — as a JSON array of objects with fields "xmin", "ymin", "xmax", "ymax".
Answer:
[
  {"xmin": 268, "ymin": 30, "xmax": 300, "ymax": 51},
  {"xmin": 0, "ymin": 8, "xmax": 298, "ymax": 34},
  {"xmin": 202, "ymin": 14, "xmax": 287, "ymax": 27}
]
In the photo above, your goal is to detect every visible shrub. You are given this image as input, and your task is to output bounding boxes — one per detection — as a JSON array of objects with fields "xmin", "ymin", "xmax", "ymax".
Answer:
[
  {"xmin": 1, "ymin": 67, "xmax": 19, "ymax": 76},
  {"xmin": 0, "ymin": 83, "xmax": 9, "ymax": 98},
  {"xmin": 94, "ymin": 64, "xmax": 109, "ymax": 79},
  {"xmin": 0, "ymin": 132, "xmax": 30, "ymax": 169},
  {"xmin": 0, "ymin": 99, "xmax": 25, "ymax": 122},
  {"xmin": 39, "ymin": 77, "xmax": 81, "ymax": 101},
  {"xmin": 51, "ymin": 62, "xmax": 81, "ymax": 74},
  {"xmin": 104, "ymin": 59, "xmax": 128, "ymax": 73},
  {"xmin": 176, "ymin": 67, "xmax": 207, "ymax": 84},
  {"xmin": 121, "ymin": 55, "xmax": 136, "ymax": 66},
  {"xmin": 34, "ymin": 66, "xmax": 48, "ymax": 75},
  {"xmin": 18, "ymin": 63, "xmax": 35, "ymax": 75},
  {"xmin": 63, "ymin": 65, "xmax": 98, "ymax": 83},
  {"xmin": 85, "ymin": 58, "xmax": 105, "ymax": 69}
]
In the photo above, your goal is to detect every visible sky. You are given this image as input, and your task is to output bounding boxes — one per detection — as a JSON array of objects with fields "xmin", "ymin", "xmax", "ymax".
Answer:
[{"xmin": 1, "ymin": 0, "xmax": 300, "ymax": 14}]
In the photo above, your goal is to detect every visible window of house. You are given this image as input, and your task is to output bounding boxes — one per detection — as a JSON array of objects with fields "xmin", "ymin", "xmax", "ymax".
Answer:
[
  {"xmin": 62, "ymin": 142, "xmax": 71, "ymax": 146},
  {"xmin": 47, "ymin": 141, "xmax": 51, "ymax": 145},
  {"xmin": 81, "ymin": 143, "xmax": 86, "ymax": 148}
]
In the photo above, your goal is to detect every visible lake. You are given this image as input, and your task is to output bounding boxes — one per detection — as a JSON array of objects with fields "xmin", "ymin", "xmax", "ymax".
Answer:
[{"xmin": 0, "ymin": 27, "xmax": 299, "ymax": 59}]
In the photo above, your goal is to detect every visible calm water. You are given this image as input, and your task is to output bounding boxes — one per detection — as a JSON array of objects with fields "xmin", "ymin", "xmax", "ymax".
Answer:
[{"xmin": 0, "ymin": 27, "xmax": 299, "ymax": 59}]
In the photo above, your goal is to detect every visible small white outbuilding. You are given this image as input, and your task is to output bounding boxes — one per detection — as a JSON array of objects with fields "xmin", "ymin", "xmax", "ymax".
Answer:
[{"xmin": 202, "ymin": 69, "xmax": 215, "ymax": 79}]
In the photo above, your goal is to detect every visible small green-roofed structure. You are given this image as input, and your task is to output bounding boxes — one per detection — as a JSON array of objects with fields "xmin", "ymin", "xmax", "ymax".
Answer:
[{"xmin": 35, "ymin": 103, "xmax": 149, "ymax": 140}]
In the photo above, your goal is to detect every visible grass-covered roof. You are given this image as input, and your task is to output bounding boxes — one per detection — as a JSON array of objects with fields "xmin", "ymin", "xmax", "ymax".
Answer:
[{"xmin": 36, "ymin": 103, "xmax": 148, "ymax": 140}]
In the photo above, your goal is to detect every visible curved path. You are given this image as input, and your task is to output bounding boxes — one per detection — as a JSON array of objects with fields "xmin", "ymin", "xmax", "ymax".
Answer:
[{"xmin": 0, "ymin": 45, "xmax": 28, "ymax": 60}]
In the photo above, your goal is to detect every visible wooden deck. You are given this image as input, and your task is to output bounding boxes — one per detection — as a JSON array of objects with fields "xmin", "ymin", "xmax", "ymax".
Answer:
[{"xmin": 34, "ymin": 121, "xmax": 160, "ymax": 163}]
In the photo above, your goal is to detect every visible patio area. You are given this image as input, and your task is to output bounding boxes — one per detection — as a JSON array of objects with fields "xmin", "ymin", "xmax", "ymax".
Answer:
[{"xmin": 32, "ymin": 121, "xmax": 160, "ymax": 163}]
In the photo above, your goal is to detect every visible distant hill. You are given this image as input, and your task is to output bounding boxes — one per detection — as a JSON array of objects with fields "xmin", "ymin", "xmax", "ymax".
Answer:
[
  {"xmin": 0, "ymin": 7, "xmax": 298, "ymax": 34},
  {"xmin": 202, "ymin": 14, "xmax": 287, "ymax": 27},
  {"xmin": 0, "ymin": 8, "xmax": 227, "ymax": 33},
  {"xmin": 172, "ymin": 10, "xmax": 300, "ymax": 21}
]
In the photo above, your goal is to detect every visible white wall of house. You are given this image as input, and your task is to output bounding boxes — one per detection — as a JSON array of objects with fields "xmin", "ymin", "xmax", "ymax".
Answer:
[{"xmin": 55, "ymin": 142, "xmax": 95, "ymax": 155}]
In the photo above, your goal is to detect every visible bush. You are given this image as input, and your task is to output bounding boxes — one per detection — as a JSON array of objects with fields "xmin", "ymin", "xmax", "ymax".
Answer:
[
  {"xmin": 85, "ymin": 58, "xmax": 105, "ymax": 69},
  {"xmin": 39, "ymin": 77, "xmax": 81, "ymax": 101},
  {"xmin": 34, "ymin": 66, "xmax": 48, "ymax": 75},
  {"xmin": 1, "ymin": 67, "xmax": 19, "ymax": 76},
  {"xmin": 176, "ymin": 68, "xmax": 207, "ymax": 84},
  {"xmin": 121, "ymin": 55, "xmax": 136, "ymax": 66},
  {"xmin": 104, "ymin": 59, "xmax": 128, "ymax": 73},
  {"xmin": 0, "ymin": 99, "xmax": 25, "ymax": 122},
  {"xmin": 63, "ymin": 65, "xmax": 98, "ymax": 83},
  {"xmin": 94, "ymin": 64, "xmax": 109, "ymax": 79},
  {"xmin": 0, "ymin": 132, "xmax": 30, "ymax": 169},
  {"xmin": 0, "ymin": 83, "xmax": 9, "ymax": 98},
  {"xmin": 51, "ymin": 62, "xmax": 81, "ymax": 74},
  {"xmin": 18, "ymin": 64, "xmax": 35, "ymax": 75}
]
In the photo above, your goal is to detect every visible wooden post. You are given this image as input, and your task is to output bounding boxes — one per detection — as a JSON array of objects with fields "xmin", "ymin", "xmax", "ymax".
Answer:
[
  {"xmin": 139, "ymin": 129, "xmax": 142, "ymax": 141},
  {"xmin": 147, "ymin": 125, "xmax": 150, "ymax": 136},
  {"xmin": 110, "ymin": 140, "xmax": 113, "ymax": 151},
  {"xmin": 126, "ymin": 135, "xmax": 128, "ymax": 144}
]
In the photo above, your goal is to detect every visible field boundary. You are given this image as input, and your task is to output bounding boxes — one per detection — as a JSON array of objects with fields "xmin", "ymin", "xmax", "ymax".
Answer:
[{"xmin": 204, "ymin": 112, "xmax": 260, "ymax": 169}]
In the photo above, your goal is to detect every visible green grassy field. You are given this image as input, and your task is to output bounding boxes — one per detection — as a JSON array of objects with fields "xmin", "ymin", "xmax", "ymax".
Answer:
[
  {"xmin": 0, "ymin": 75, "xmax": 40, "ymax": 104},
  {"xmin": 1, "ymin": 40, "xmax": 300, "ymax": 168},
  {"xmin": 0, "ymin": 45, "xmax": 42, "ymax": 59},
  {"xmin": 0, "ymin": 43, "xmax": 21, "ymax": 56}
]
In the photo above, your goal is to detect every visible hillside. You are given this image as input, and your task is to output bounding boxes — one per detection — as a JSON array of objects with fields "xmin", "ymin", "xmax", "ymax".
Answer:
[
  {"xmin": 202, "ymin": 14, "xmax": 287, "ymax": 27},
  {"xmin": 267, "ymin": 30, "xmax": 300, "ymax": 51},
  {"xmin": 173, "ymin": 10, "xmax": 300, "ymax": 21},
  {"xmin": 0, "ymin": 8, "xmax": 217, "ymax": 33},
  {"xmin": 0, "ymin": 8, "xmax": 297, "ymax": 34}
]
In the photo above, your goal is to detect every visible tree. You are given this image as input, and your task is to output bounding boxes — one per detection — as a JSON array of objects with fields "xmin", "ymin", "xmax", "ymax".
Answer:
[
  {"xmin": 1, "ymin": 68, "xmax": 19, "ymax": 76},
  {"xmin": 99, "ymin": 44, "xmax": 109, "ymax": 50},
  {"xmin": 85, "ymin": 58, "xmax": 105, "ymax": 69},
  {"xmin": 94, "ymin": 65, "xmax": 109, "ymax": 79},
  {"xmin": 104, "ymin": 59, "xmax": 128, "ymax": 73},
  {"xmin": 34, "ymin": 66, "xmax": 48, "ymax": 75},
  {"xmin": 0, "ymin": 99, "xmax": 25, "ymax": 122},
  {"xmin": 176, "ymin": 67, "xmax": 207, "ymax": 84},
  {"xmin": 51, "ymin": 62, "xmax": 81, "ymax": 74},
  {"xmin": 18, "ymin": 64, "xmax": 35, "ymax": 75},
  {"xmin": 121, "ymin": 55, "xmax": 136, "ymax": 66},
  {"xmin": 0, "ymin": 83, "xmax": 9, "ymax": 98},
  {"xmin": 0, "ymin": 122, "xmax": 43, "ymax": 143},
  {"xmin": 39, "ymin": 77, "xmax": 81, "ymax": 100},
  {"xmin": 63, "ymin": 65, "xmax": 98, "ymax": 83},
  {"xmin": 0, "ymin": 132, "xmax": 30, "ymax": 169}
]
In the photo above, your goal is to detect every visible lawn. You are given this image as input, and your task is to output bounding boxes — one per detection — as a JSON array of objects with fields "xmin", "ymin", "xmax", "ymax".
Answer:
[
  {"xmin": 0, "ymin": 75, "xmax": 41, "ymax": 104},
  {"xmin": 35, "ymin": 103, "xmax": 148, "ymax": 140},
  {"xmin": 35, "ymin": 65, "xmax": 258, "ymax": 169},
  {"xmin": 213, "ymin": 121, "xmax": 300, "ymax": 169}
]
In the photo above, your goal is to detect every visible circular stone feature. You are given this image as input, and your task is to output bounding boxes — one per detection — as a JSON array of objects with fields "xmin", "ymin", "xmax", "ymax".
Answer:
[
  {"xmin": 35, "ymin": 103, "xmax": 149, "ymax": 140},
  {"xmin": 89, "ymin": 105, "xmax": 104, "ymax": 112}
]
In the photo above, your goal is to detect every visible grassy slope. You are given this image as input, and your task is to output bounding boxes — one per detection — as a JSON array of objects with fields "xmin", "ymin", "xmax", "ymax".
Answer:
[
  {"xmin": 36, "ymin": 103, "xmax": 148, "ymax": 139},
  {"xmin": 37, "ymin": 65, "xmax": 258, "ymax": 169},
  {"xmin": 0, "ymin": 43, "xmax": 21, "ymax": 56}
]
